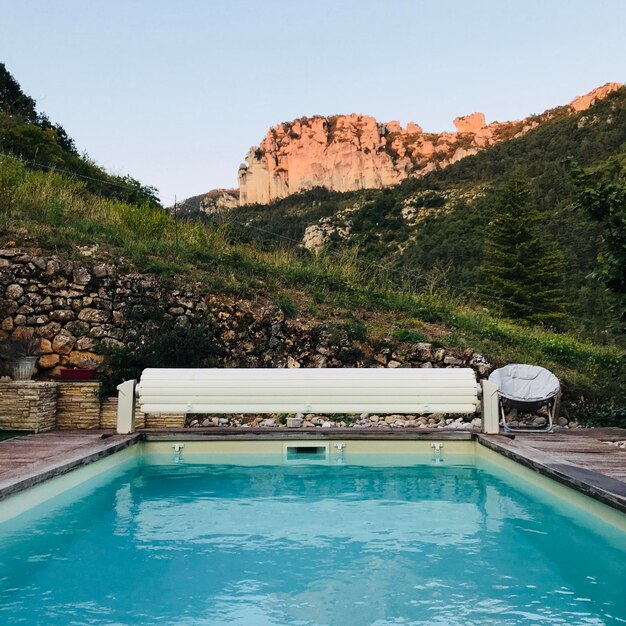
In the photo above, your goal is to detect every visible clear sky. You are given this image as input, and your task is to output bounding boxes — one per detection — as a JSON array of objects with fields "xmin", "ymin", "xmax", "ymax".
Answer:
[{"xmin": 1, "ymin": 0, "xmax": 625, "ymax": 205}]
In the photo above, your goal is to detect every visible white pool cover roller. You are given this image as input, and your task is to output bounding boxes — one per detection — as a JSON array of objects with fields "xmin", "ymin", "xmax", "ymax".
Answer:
[{"xmin": 138, "ymin": 367, "xmax": 478, "ymax": 415}]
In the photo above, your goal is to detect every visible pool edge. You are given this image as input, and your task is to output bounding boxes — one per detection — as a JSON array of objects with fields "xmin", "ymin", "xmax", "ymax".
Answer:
[
  {"xmin": 1, "ymin": 429, "xmax": 624, "ymax": 517},
  {"xmin": 476, "ymin": 433, "xmax": 626, "ymax": 514},
  {"xmin": 0, "ymin": 432, "xmax": 141, "ymax": 500}
]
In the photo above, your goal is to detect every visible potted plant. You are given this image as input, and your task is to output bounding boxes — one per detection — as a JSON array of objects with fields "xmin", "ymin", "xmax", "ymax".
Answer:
[{"xmin": 0, "ymin": 336, "xmax": 41, "ymax": 381}]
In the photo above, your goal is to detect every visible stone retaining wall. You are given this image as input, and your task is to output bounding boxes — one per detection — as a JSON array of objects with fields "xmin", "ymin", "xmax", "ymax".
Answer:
[
  {"xmin": 0, "ymin": 248, "xmax": 494, "ymax": 379},
  {"xmin": 99, "ymin": 397, "xmax": 120, "ymax": 430},
  {"xmin": 0, "ymin": 381, "xmax": 183, "ymax": 432},
  {"xmin": 0, "ymin": 381, "xmax": 57, "ymax": 432},
  {"xmin": 143, "ymin": 412, "xmax": 185, "ymax": 429},
  {"xmin": 0, "ymin": 248, "xmax": 213, "ymax": 376},
  {"xmin": 56, "ymin": 382, "xmax": 101, "ymax": 429},
  {"xmin": 1, "ymin": 248, "xmax": 503, "ymax": 432}
]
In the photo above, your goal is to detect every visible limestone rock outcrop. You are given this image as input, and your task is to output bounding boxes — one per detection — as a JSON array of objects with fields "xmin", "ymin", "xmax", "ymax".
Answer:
[
  {"xmin": 453, "ymin": 112, "xmax": 486, "ymax": 133},
  {"xmin": 569, "ymin": 82, "xmax": 622, "ymax": 112},
  {"xmin": 236, "ymin": 83, "xmax": 623, "ymax": 205},
  {"xmin": 172, "ymin": 189, "xmax": 239, "ymax": 220},
  {"xmin": 199, "ymin": 189, "xmax": 239, "ymax": 215}
]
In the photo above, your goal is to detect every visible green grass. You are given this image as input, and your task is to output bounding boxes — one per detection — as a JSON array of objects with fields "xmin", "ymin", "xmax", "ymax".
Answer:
[
  {"xmin": 276, "ymin": 295, "xmax": 298, "ymax": 317},
  {"xmin": 1, "ymin": 153, "xmax": 624, "ymax": 419},
  {"xmin": 392, "ymin": 328, "xmax": 428, "ymax": 344}
]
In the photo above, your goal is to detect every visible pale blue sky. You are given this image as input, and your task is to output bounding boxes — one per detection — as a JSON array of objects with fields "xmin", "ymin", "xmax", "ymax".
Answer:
[{"xmin": 1, "ymin": 0, "xmax": 624, "ymax": 204}]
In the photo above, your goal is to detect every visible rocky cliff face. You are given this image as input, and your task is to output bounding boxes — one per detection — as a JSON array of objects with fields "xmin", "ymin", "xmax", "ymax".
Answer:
[{"xmin": 237, "ymin": 83, "xmax": 622, "ymax": 205}]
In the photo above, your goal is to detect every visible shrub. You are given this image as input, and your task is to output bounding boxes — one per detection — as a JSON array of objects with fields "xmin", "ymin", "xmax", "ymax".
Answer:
[
  {"xmin": 276, "ymin": 295, "xmax": 297, "ymax": 317},
  {"xmin": 573, "ymin": 400, "xmax": 626, "ymax": 428},
  {"xmin": 0, "ymin": 336, "xmax": 40, "ymax": 359},
  {"xmin": 98, "ymin": 317, "xmax": 218, "ymax": 397}
]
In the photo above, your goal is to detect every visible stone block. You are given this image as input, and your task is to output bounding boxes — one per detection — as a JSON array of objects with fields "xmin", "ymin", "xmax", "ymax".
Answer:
[
  {"xmin": 143, "ymin": 412, "xmax": 185, "ymax": 429},
  {"xmin": 52, "ymin": 331, "xmax": 76, "ymax": 355},
  {"xmin": 68, "ymin": 351, "xmax": 104, "ymax": 368},
  {"xmin": 78, "ymin": 308, "xmax": 110, "ymax": 323},
  {"xmin": 38, "ymin": 353, "xmax": 60, "ymax": 369},
  {"xmin": 55, "ymin": 382, "xmax": 101, "ymax": 429}
]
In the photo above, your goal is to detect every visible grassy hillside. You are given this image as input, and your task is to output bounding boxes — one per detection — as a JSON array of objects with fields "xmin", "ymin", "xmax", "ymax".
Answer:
[
  {"xmin": 0, "ymin": 63, "xmax": 160, "ymax": 208},
  {"xmin": 0, "ymin": 153, "xmax": 624, "ymax": 425}
]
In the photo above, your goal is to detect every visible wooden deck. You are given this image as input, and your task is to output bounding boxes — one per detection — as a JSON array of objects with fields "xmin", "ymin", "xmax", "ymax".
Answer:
[
  {"xmin": 0, "ymin": 430, "xmax": 140, "ymax": 499},
  {"xmin": 0, "ymin": 428, "xmax": 624, "ymax": 513},
  {"xmin": 478, "ymin": 428, "xmax": 626, "ymax": 513}
]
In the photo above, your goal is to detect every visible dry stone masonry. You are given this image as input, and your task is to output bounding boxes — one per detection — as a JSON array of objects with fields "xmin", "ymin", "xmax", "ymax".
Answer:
[
  {"xmin": 0, "ymin": 248, "xmax": 209, "ymax": 376},
  {"xmin": 0, "ymin": 381, "xmax": 57, "ymax": 432},
  {"xmin": 0, "ymin": 248, "xmax": 495, "ymax": 378}
]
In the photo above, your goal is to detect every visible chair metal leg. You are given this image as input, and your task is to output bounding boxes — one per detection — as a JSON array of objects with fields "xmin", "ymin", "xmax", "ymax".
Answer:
[{"xmin": 500, "ymin": 398, "xmax": 554, "ymax": 433}]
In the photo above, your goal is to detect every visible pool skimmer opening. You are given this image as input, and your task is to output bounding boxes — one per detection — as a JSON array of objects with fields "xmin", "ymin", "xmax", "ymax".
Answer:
[{"xmin": 283, "ymin": 443, "xmax": 331, "ymax": 463}]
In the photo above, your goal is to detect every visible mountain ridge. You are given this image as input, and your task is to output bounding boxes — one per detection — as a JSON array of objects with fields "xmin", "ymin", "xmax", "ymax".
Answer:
[
  {"xmin": 233, "ymin": 82, "xmax": 622, "ymax": 205},
  {"xmin": 219, "ymin": 84, "xmax": 626, "ymax": 345}
]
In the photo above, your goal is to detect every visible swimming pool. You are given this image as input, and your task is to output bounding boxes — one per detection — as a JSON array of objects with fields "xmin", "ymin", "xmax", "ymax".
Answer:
[{"xmin": 1, "ymin": 441, "xmax": 625, "ymax": 625}]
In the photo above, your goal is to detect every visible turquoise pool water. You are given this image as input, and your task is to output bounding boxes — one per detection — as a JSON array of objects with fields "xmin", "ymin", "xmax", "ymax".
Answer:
[{"xmin": 0, "ymin": 453, "xmax": 625, "ymax": 625}]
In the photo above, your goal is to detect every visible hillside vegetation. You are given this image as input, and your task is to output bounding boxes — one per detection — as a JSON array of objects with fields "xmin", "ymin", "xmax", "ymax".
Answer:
[
  {"xmin": 0, "ymin": 153, "xmax": 624, "ymax": 424},
  {"xmin": 0, "ymin": 66, "xmax": 624, "ymax": 424},
  {"xmin": 0, "ymin": 63, "xmax": 160, "ymax": 208},
  {"xmin": 225, "ymin": 88, "xmax": 626, "ymax": 342}
]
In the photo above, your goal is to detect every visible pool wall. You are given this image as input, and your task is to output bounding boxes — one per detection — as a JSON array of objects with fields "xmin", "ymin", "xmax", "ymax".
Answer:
[
  {"xmin": 0, "ymin": 444, "xmax": 137, "ymax": 523},
  {"xmin": 476, "ymin": 443, "xmax": 626, "ymax": 536},
  {"xmin": 142, "ymin": 438, "xmax": 476, "ymax": 457},
  {"xmin": 1, "ymin": 437, "xmax": 625, "ymax": 537}
]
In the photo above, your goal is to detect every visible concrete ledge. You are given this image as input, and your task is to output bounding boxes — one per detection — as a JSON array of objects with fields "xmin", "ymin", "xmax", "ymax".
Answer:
[{"xmin": 141, "ymin": 428, "xmax": 476, "ymax": 441}]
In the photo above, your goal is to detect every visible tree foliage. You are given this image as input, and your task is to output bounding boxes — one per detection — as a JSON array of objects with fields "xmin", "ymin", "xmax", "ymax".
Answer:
[
  {"xmin": 566, "ymin": 157, "xmax": 626, "ymax": 326},
  {"xmin": 0, "ymin": 63, "xmax": 160, "ymax": 208},
  {"xmin": 0, "ymin": 63, "xmax": 39, "ymax": 123},
  {"xmin": 479, "ymin": 179, "xmax": 567, "ymax": 328}
]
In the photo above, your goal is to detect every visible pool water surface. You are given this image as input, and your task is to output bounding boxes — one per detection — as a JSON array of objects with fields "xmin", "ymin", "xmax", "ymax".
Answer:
[{"xmin": 0, "ymin": 452, "xmax": 625, "ymax": 625}]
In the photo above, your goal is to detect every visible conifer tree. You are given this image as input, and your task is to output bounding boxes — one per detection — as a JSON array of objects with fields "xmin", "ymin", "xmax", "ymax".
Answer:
[
  {"xmin": 480, "ymin": 179, "xmax": 567, "ymax": 328},
  {"xmin": 0, "ymin": 63, "xmax": 38, "ymax": 122}
]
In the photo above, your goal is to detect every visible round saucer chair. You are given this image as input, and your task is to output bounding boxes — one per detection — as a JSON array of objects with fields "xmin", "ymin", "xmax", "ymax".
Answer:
[{"xmin": 488, "ymin": 364, "xmax": 560, "ymax": 432}]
